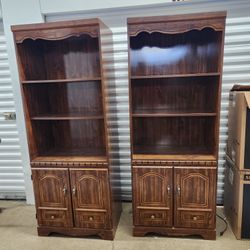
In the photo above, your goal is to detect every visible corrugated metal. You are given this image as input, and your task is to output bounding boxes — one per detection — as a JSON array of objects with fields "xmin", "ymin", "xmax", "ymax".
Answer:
[
  {"xmin": 46, "ymin": 0, "xmax": 250, "ymax": 203},
  {"xmin": 0, "ymin": 21, "xmax": 25, "ymax": 199}
]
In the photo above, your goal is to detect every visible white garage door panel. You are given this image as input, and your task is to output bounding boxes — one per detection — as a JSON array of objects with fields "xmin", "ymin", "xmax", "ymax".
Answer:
[{"xmin": 0, "ymin": 21, "xmax": 25, "ymax": 199}]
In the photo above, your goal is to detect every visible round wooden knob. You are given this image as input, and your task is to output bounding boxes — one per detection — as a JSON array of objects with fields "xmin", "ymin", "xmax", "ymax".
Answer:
[
  {"xmin": 51, "ymin": 215, "xmax": 55, "ymax": 219},
  {"xmin": 89, "ymin": 216, "xmax": 93, "ymax": 221},
  {"xmin": 193, "ymin": 216, "xmax": 197, "ymax": 221},
  {"xmin": 151, "ymin": 215, "xmax": 155, "ymax": 219}
]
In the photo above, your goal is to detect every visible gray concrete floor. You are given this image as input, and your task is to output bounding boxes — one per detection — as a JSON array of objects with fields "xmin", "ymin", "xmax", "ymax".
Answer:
[{"xmin": 0, "ymin": 200, "xmax": 249, "ymax": 250}]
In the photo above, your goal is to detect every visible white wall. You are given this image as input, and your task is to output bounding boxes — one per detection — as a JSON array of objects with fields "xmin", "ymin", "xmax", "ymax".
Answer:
[
  {"xmin": 1, "ymin": 0, "xmax": 43, "ymax": 204},
  {"xmin": 40, "ymin": 0, "xmax": 173, "ymax": 14}
]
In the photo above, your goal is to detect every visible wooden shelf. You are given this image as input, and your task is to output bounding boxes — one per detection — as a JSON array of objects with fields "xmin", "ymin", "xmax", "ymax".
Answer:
[
  {"xmin": 22, "ymin": 77, "xmax": 101, "ymax": 84},
  {"xmin": 132, "ymin": 154, "xmax": 216, "ymax": 161},
  {"xmin": 36, "ymin": 147, "xmax": 106, "ymax": 158},
  {"xmin": 130, "ymin": 72, "xmax": 220, "ymax": 80},
  {"xmin": 31, "ymin": 114, "xmax": 104, "ymax": 121},
  {"xmin": 32, "ymin": 155, "xmax": 107, "ymax": 163},
  {"xmin": 132, "ymin": 112, "xmax": 217, "ymax": 118},
  {"xmin": 133, "ymin": 145, "xmax": 213, "ymax": 158}
]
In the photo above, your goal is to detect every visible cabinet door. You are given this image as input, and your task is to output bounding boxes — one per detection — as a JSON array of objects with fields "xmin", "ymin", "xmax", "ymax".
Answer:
[
  {"xmin": 133, "ymin": 167, "xmax": 173, "ymax": 227},
  {"xmin": 174, "ymin": 168, "xmax": 216, "ymax": 229},
  {"xmin": 32, "ymin": 168, "xmax": 73, "ymax": 227},
  {"xmin": 70, "ymin": 169, "xmax": 111, "ymax": 229}
]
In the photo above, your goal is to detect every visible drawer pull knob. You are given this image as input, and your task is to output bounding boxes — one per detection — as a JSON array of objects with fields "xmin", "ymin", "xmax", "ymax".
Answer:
[
  {"xmin": 51, "ymin": 216, "xmax": 55, "ymax": 219},
  {"xmin": 151, "ymin": 215, "xmax": 155, "ymax": 219},
  {"xmin": 193, "ymin": 216, "xmax": 197, "ymax": 221},
  {"xmin": 89, "ymin": 216, "xmax": 93, "ymax": 221}
]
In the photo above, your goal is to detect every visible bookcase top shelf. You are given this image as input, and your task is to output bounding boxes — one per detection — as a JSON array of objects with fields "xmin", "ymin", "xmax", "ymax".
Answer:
[
  {"xmin": 11, "ymin": 18, "xmax": 104, "ymax": 43},
  {"xmin": 128, "ymin": 11, "xmax": 226, "ymax": 36}
]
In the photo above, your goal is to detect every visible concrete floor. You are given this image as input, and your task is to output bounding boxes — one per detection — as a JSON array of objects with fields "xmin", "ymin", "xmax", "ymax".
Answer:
[{"xmin": 0, "ymin": 201, "xmax": 249, "ymax": 250}]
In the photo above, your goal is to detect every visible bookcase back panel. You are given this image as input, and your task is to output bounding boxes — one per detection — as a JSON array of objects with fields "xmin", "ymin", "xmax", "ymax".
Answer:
[
  {"xmin": 32, "ymin": 120, "xmax": 106, "ymax": 157},
  {"xmin": 130, "ymin": 28, "xmax": 222, "ymax": 76},
  {"xmin": 131, "ymin": 76, "xmax": 219, "ymax": 114},
  {"xmin": 24, "ymin": 81, "xmax": 103, "ymax": 117},
  {"xmin": 133, "ymin": 117, "xmax": 215, "ymax": 155},
  {"xmin": 17, "ymin": 34, "xmax": 101, "ymax": 80}
]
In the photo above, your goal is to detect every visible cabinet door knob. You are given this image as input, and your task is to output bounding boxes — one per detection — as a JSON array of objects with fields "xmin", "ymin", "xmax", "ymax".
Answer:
[
  {"xmin": 89, "ymin": 216, "xmax": 93, "ymax": 221},
  {"xmin": 72, "ymin": 186, "xmax": 76, "ymax": 195},
  {"xmin": 151, "ymin": 215, "xmax": 155, "ymax": 219},
  {"xmin": 177, "ymin": 186, "xmax": 181, "ymax": 195},
  {"xmin": 62, "ymin": 186, "xmax": 67, "ymax": 195},
  {"xmin": 51, "ymin": 215, "xmax": 55, "ymax": 219},
  {"xmin": 193, "ymin": 216, "xmax": 197, "ymax": 221},
  {"xmin": 167, "ymin": 185, "xmax": 171, "ymax": 195}
]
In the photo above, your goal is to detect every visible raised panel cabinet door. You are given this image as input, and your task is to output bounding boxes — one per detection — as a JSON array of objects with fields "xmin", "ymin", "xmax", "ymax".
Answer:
[
  {"xmin": 70, "ymin": 169, "xmax": 111, "ymax": 229},
  {"xmin": 174, "ymin": 168, "xmax": 216, "ymax": 229},
  {"xmin": 32, "ymin": 168, "xmax": 73, "ymax": 227},
  {"xmin": 133, "ymin": 167, "xmax": 173, "ymax": 227}
]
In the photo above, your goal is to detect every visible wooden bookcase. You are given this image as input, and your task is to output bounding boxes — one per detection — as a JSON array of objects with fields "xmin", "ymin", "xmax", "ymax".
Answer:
[
  {"xmin": 128, "ymin": 12, "xmax": 226, "ymax": 240},
  {"xmin": 12, "ymin": 19, "xmax": 121, "ymax": 240}
]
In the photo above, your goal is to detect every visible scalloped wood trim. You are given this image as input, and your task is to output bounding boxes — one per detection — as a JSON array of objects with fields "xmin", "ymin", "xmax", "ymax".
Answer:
[
  {"xmin": 128, "ymin": 17, "xmax": 225, "ymax": 37},
  {"xmin": 129, "ymin": 26, "xmax": 221, "ymax": 37},
  {"xmin": 14, "ymin": 25, "xmax": 99, "ymax": 44},
  {"xmin": 16, "ymin": 32, "xmax": 98, "ymax": 43}
]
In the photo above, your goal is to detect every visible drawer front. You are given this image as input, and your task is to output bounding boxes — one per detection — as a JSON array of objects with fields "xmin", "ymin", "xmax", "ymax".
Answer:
[
  {"xmin": 175, "ymin": 210, "xmax": 215, "ymax": 229},
  {"xmin": 74, "ymin": 211, "xmax": 110, "ymax": 229},
  {"xmin": 38, "ymin": 209, "xmax": 72, "ymax": 227},
  {"xmin": 135, "ymin": 209, "xmax": 171, "ymax": 227}
]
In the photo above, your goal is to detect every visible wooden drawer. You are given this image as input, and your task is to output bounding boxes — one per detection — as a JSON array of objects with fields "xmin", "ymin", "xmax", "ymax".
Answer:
[
  {"xmin": 136, "ymin": 209, "xmax": 171, "ymax": 227},
  {"xmin": 38, "ymin": 209, "xmax": 72, "ymax": 227},
  {"xmin": 74, "ymin": 211, "xmax": 109, "ymax": 229},
  {"xmin": 175, "ymin": 210, "xmax": 215, "ymax": 229}
]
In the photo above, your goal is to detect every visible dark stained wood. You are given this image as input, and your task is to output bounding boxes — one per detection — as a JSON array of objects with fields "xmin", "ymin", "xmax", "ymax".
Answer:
[
  {"xmin": 21, "ymin": 77, "xmax": 101, "ymax": 84},
  {"xmin": 131, "ymin": 76, "xmax": 219, "ymax": 115},
  {"xmin": 128, "ymin": 11, "xmax": 226, "ymax": 36},
  {"xmin": 23, "ymin": 81, "xmax": 103, "ymax": 118},
  {"xmin": 32, "ymin": 168, "xmax": 73, "ymax": 228},
  {"xmin": 70, "ymin": 169, "xmax": 111, "ymax": 229},
  {"xmin": 31, "ymin": 120, "xmax": 106, "ymax": 157},
  {"xmin": 132, "ymin": 113, "xmax": 216, "ymax": 118},
  {"xmin": 12, "ymin": 18, "xmax": 121, "ymax": 240},
  {"xmin": 133, "ymin": 226, "xmax": 216, "ymax": 240},
  {"xmin": 130, "ymin": 29, "xmax": 222, "ymax": 76},
  {"xmin": 133, "ymin": 167, "xmax": 172, "ymax": 227},
  {"xmin": 30, "ymin": 115, "xmax": 104, "ymax": 121},
  {"xmin": 17, "ymin": 35, "xmax": 101, "ymax": 81},
  {"xmin": 131, "ymin": 72, "xmax": 220, "ymax": 79},
  {"xmin": 128, "ymin": 12, "xmax": 226, "ymax": 239},
  {"xmin": 133, "ymin": 156, "xmax": 217, "ymax": 163},
  {"xmin": 133, "ymin": 117, "xmax": 216, "ymax": 156},
  {"xmin": 11, "ymin": 18, "xmax": 101, "ymax": 42},
  {"xmin": 37, "ymin": 226, "xmax": 115, "ymax": 240},
  {"xmin": 174, "ymin": 168, "xmax": 216, "ymax": 229}
]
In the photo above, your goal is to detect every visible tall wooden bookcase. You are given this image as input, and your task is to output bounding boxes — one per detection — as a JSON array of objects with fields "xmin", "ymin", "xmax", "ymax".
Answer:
[
  {"xmin": 128, "ymin": 12, "xmax": 226, "ymax": 240},
  {"xmin": 12, "ymin": 19, "xmax": 121, "ymax": 240}
]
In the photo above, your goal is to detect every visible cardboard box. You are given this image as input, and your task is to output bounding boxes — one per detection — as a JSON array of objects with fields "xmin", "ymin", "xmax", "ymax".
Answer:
[
  {"xmin": 224, "ymin": 155, "xmax": 250, "ymax": 239},
  {"xmin": 227, "ymin": 85, "xmax": 250, "ymax": 170}
]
